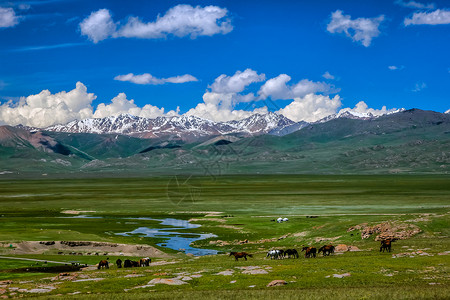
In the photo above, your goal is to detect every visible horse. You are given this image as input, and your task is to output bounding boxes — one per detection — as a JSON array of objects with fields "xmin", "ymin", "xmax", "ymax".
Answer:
[
  {"xmin": 139, "ymin": 257, "xmax": 151, "ymax": 267},
  {"xmin": 284, "ymin": 249, "xmax": 299, "ymax": 259},
  {"xmin": 229, "ymin": 252, "xmax": 253, "ymax": 261},
  {"xmin": 301, "ymin": 247, "xmax": 317, "ymax": 258},
  {"xmin": 380, "ymin": 238, "xmax": 397, "ymax": 252},
  {"xmin": 116, "ymin": 259, "xmax": 122, "ymax": 268},
  {"xmin": 97, "ymin": 260, "xmax": 109, "ymax": 269},
  {"xmin": 123, "ymin": 259, "xmax": 140, "ymax": 267},
  {"xmin": 318, "ymin": 245, "xmax": 335, "ymax": 256},
  {"xmin": 266, "ymin": 249, "xmax": 283, "ymax": 259}
]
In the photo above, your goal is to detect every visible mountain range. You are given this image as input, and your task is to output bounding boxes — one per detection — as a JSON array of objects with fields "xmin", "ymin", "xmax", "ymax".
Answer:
[{"xmin": 1, "ymin": 109, "xmax": 449, "ymax": 176}]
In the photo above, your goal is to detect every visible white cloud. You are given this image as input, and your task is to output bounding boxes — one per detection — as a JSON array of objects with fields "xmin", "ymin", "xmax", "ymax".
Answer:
[
  {"xmin": 412, "ymin": 82, "xmax": 427, "ymax": 92},
  {"xmin": 79, "ymin": 8, "xmax": 116, "ymax": 43},
  {"xmin": 445, "ymin": 109, "xmax": 450, "ymax": 114},
  {"xmin": 0, "ymin": 7, "xmax": 19, "ymax": 28},
  {"xmin": 209, "ymin": 69, "xmax": 265, "ymax": 94},
  {"xmin": 337, "ymin": 101, "xmax": 400, "ymax": 117},
  {"xmin": 114, "ymin": 73, "xmax": 198, "ymax": 85},
  {"xmin": 0, "ymin": 82, "xmax": 95, "ymax": 128},
  {"xmin": 258, "ymin": 75, "xmax": 336, "ymax": 100},
  {"xmin": 388, "ymin": 65, "xmax": 404, "ymax": 70},
  {"xmin": 164, "ymin": 74, "xmax": 198, "ymax": 84},
  {"xmin": 327, "ymin": 10, "xmax": 385, "ymax": 47},
  {"xmin": 18, "ymin": 4, "xmax": 31, "ymax": 10},
  {"xmin": 276, "ymin": 94, "xmax": 342, "ymax": 122},
  {"xmin": 93, "ymin": 93, "xmax": 178, "ymax": 119},
  {"xmin": 0, "ymin": 82, "xmax": 181, "ymax": 128},
  {"xmin": 404, "ymin": 9, "xmax": 450, "ymax": 26},
  {"xmin": 80, "ymin": 5, "xmax": 232, "ymax": 43},
  {"xmin": 395, "ymin": 0, "xmax": 435, "ymax": 10},
  {"xmin": 322, "ymin": 71, "xmax": 335, "ymax": 80}
]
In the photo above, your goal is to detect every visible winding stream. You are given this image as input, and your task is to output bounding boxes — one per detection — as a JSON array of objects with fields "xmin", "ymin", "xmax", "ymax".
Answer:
[{"xmin": 116, "ymin": 218, "xmax": 218, "ymax": 256}]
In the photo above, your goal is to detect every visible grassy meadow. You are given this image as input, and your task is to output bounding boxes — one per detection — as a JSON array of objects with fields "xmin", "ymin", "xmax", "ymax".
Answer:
[{"xmin": 0, "ymin": 175, "xmax": 449, "ymax": 299}]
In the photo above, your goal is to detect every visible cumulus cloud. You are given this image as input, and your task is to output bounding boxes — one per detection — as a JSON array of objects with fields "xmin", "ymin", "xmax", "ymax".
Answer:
[
  {"xmin": 327, "ymin": 10, "xmax": 385, "ymax": 47},
  {"xmin": 93, "ymin": 93, "xmax": 178, "ymax": 119},
  {"xmin": 276, "ymin": 94, "xmax": 342, "ymax": 122},
  {"xmin": 445, "ymin": 109, "xmax": 450, "ymax": 114},
  {"xmin": 258, "ymin": 75, "xmax": 337, "ymax": 100},
  {"xmin": 395, "ymin": 0, "xmax": 435, "ymax": 10},
  {"xmin": 80, "ymin": 5, "xmax": 232, "ymax": 43},
  {"xmin": 209, "ymin": 69, "xmax": 265, "ymax": 94},
  {"xmin": 404, "ymin": 9, "xmax": 450, "ymax": 26},
  {"xmin": 337, "ymin": 101, "xmax": 400, "ymax": 117},
  {"xmin": 0, "ymin": 82, "xmax": 95, "ymax": 128},
  {"xmin": 184, "ymin": 97, "xmax": 268, "ymax": 123},
  {"xmin": 0, "ymin": 82, "xmax": 180, "ymax": 127},
  {"xmin": 322, "ymin": 71, "xmax": 335, "ymax": 80},
  {"xmin": 412, "ymin": 81, "xmax": 427, "ymax": 92},
  {"xmin": 114, "ymin": 73, "xmax": 198, "ymax": 85},
  {"xmin": 79, "ymin": 8, "xmax": 116, "ymax": 43},
  {"xmin": 0, "ymin": 7, "xmax": 19, "ymax": 28}
]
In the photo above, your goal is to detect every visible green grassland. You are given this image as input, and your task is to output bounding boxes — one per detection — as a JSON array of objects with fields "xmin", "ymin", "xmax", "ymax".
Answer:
[{"xmin": 0, "ymin": 175, "xmax": 449, "ymax": 299}]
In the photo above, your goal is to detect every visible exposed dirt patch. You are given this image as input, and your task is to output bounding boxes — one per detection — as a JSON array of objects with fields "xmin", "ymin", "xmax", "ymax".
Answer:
[
  {"xmin": 189, "ymin": 218, "xmax": 225, "ymax": 223},
  {"xmin": 60, "ymin": 210, "xmax": 96, "ymax": 215},
  {"xmin": 2, "ymin": 241, "xmax": 169, "ymax": 257},
  {"xmin": 348, "ymin": 221, "xmax": 422, "ymax": 240}
]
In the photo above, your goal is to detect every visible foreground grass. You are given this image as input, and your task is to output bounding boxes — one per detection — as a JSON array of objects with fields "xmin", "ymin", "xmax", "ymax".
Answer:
[{"xmin": 0, "ymin": 175, "xmax": 448, "ymax": 299}]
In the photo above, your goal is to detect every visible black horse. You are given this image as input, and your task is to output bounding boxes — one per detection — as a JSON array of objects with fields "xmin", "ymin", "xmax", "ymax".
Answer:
[
  {"xmin": 116, "ymin": 259, "xmax": 122, "ymax": 268},
  {"xmin": 284, "ymin": 249, "xmax": 299, "ymax": 258},
  {"xmin": 124, "ymin": 259, "xmax": 139, "ymax": 268}
]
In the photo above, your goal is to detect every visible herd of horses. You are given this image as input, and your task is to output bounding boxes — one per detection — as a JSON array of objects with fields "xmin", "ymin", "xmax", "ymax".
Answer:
[
  {"xmin": 229, "ymin": 239, "xmax": 397, "ymax": 261},
  {"xmin": 97, "ymin": 239, "xmax": 397, "ymax": 267},
  {"xmin": 97, "ymin": 257, "xmax": 151, "ymax": 269}
]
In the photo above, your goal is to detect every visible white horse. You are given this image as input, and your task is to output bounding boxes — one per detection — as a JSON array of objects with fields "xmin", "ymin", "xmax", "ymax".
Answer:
[{"xmin": 266, "ymin": 249, "xmax": 283, "ymax": 259}]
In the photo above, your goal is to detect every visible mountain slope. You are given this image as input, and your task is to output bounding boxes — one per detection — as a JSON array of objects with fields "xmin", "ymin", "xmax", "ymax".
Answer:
[{"xmin": 43, "ymin": 112, "xmax": 296, "ymax": 140}]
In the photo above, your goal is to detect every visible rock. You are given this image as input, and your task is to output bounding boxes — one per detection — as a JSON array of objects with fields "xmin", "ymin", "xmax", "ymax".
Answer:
[
  {"xmin": 438, "ymin": 251, "xmax": 450, "ymax": 255},
  {"xmin": 267, "ymin": 280, "xmax": 287, "ymax": 287},
  {"xmin": 124, "ymin": 274, "xmax": 144, "ymax": 278},
  {"xmin": 332, "ymin": 273, "xmax": 351, "ymax": 278},
  {"xmin": 335, "ymin": 244, "xmax": 349, "ymax": 252},
  {"xmin": 186, "ymin": 253, "xmax": 195, "ymax": 257},
  {"xmin": 215, "ymin": 270, "xmax": 234, "ymax": 276},
  {"xmin": 230, "ymin": 280, "xmax": 236, "ymax": 283},
  {"xmin": 242, "ymin": 269, "xmax": 268, "ymax": 275},
  {"xmin": 348, "ymin": 246, "xmax": 361, "ymax": 251},
  {"xmin": 148, "ymin": 278, "xmax": 188, "ymax": 286}
]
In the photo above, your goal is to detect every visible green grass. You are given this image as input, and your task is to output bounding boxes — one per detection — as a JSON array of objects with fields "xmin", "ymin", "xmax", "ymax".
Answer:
[{"xmin": 0, "ymin": 175, "xmax": 448, "ymax": 299}]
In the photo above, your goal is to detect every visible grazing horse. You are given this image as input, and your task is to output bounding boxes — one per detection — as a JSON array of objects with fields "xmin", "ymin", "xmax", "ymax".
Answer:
[
  {"xmin": 124, "ymin": 259, "xmax": 140, "ymax": 267},
  {"xmin": 115, "ymin": 259, "xmax": 122, "ymax": 268},
  {"xmin": 97, "ymin": 260, "xmax": 109, "ymax": 269},
  {"xmin": 139, "ymin": 257, "xmax": 151, "ymax": 267},
  {"xmin": 284, "ymin": 249, "xmax": 299, "ymax": 259},
  {"xmin": 318, "ymin": 245, "xmax": 335, "ymax": 256},
  {"xmin": 229, "ymin": 252, "xmax": 253, "ymax": 261},
  {"xmin": 301, "ymin": 247, "xmax": 317, "ymax": 258},
  {"xmin": 380, "ymin": 238, "xmax": 397, "ymax": 252},
  {"xmin": 266, "ymin": 249, "xmax": 284, "ymax": 259}
]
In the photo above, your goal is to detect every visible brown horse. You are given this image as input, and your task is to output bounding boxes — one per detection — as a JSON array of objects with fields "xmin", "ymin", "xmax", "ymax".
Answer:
[
  {"xmin": 318, "ymin": 245, "xmax": 335, "ymax": 256},
  {"xmin": 301, "ymin": 246, "xmax": 317, "ymax": 258},
  {"xmin": 97, "ymin": 260, "xmax": 109, "ymax": 269},
  {"xmin": 380, "ymin": 238, "xmax": 397, "ymax": 252},
  {"xmin": 139, "ymin": 257, "xmax": 151, "ymax": 267},
  {"xmin": 229, "ymin": 252, "xmax": 253, "ymax": 261}
]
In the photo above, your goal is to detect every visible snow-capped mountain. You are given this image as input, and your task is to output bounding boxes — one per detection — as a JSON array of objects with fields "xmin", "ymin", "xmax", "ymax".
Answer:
[
  {"xmin": 44, "ymin": 112, "xmax": 297, "ymax": 140},
  {"xmin": 316, "ymin": 108, "xmax": 405, "ymax": 123}
]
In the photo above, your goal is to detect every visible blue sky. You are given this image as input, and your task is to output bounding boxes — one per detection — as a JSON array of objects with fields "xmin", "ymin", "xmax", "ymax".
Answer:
[{"xmin": 0, "ymin": 0, "xmax": 449, "ymax": 127}]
